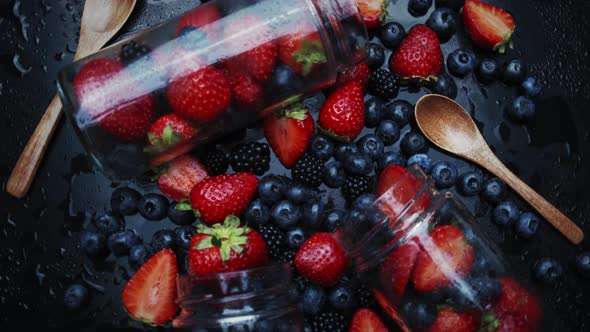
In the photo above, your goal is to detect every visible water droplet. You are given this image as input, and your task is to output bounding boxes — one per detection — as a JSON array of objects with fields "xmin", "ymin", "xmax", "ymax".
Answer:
[
  {"xmin": 59, "ymin": 13, "xmax": 67, "ymax": 22},
  {"xmin": 66, "ymin": 43, "xmax": 77, "ymax": 54},
  {"xmin": 12, "ymin": 0, "xmax": 29, "ymax": 42},
  {"xmin": 35, "ymin": 264, "xmax": 46, "ymax": 285},
  {"xmin": 12, "ymin": 53, "xmax": 32, "ymax": 76},
  {"xmin": 41, "ymin": 0, "xmax": 52, "ymax": 12},
  {"xmin": 7, "ymin": 214, "xmax": 16, "ymax": 227},
  {"xmin": 55, "ymin": 52, "xmax": 65, "ymax": 61},
  {"xmin": 82, "ymin": 273, "xmax": 105, "ymax": 293},
  {"xmin": 65, "ymin": 3, "xmax": 74, "ymax": 11}
]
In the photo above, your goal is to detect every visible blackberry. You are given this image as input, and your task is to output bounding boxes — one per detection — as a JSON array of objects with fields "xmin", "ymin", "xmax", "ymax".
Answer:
[
  {"xmin": 277, "ymin": 248, "xmax": 298, "ymax": 271},
  {"xmin": 355, "ymin": 284, "xmax": 377, "ymax": 309},
  {"xmin": 368, "ymin": 69, "xmax": 399, "ymax": 99},
  {"xmin": 229, "ymin": 142, "xmax": 271, "ymax": 175},
  {"xmin": 257, "ymin": 224, "xmax": 287, "ymax": 260},
  {"xmin": 203, "ymin": 148, "xmax": 228, "ymax": 176},
  {"xmin": 311, "ymin": 311, "xmax": 348, "ymax": 332},
  {"xmin": 120, "ymin": 41, "xmax": 152, "ymax": 66},
  {"xmin": 342, "ymin": 175, "xmax": 374, "ymax": 201},
  {"xmin": 292, "ymin": 154, "xmax": 325, "ymax": 187}
]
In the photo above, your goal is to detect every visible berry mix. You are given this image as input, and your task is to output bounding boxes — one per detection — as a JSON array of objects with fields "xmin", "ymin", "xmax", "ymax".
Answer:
[{"xmin": 61, "ymin": 0, "xmax": 588, "ymax": 331}]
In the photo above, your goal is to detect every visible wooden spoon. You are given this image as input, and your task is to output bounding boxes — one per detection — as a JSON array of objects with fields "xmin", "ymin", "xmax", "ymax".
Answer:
[
  {"xmin": 415, "ymin": 94, "xmax": 583, "ymax": 245},
  {"xmin": 6, "ymin": 0, "xmax": 137, "ymax": 199}
]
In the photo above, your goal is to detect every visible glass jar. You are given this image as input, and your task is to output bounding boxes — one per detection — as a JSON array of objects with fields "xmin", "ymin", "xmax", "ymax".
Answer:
[
  {"xmin": 336, "ymin": 165, "xmax": 547, "ymax": 332},
  {"xmin": 57, "ymin": 0, "xmax": 367, "ymax": 178},
  {"xmin": 173, "ymin": 263, "xmax": 302, "ymax": 331}
]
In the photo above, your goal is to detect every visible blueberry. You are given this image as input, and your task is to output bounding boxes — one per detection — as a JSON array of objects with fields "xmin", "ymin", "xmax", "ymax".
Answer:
[
  {"xmin": 303, "ymin": 201, "xmax": 325, "ymax": 229},
  {"xmin": 435, "ymin": 0, "xmax": 465, "ymax": 11},
  {"xmin": 334, "ymin": 143, "xmax": 360, "ymax": 162},
  {"xmin": 481, "ymin": 177, "xmax": 507, "ymax": 204},
  {"xmin": 515, "ymin": 212, "xmax": 540, "ymax": 239},
  {"xmin": 377, "ymin": 151, "xmax": 406, "ymax": 171},
  {"xmin": 324, "ymin": 160, "xmax": 346, "ymax": 188},
  {"xmin": 302, "ymin": 285, "xmax": 326, "ymax": 316},
  {"xmin": 401, "ymin": 132, "xmax": 428, "ymax": 156},
  {"xmin": 110, "ymin": 187, "xmax": 141, "ymax": 215},
  {"xmin": 408, "ymin": 0, "xmax": 433, "ymax": 17},
  {"xmin": 271, "ymin": 200, "xmax": 301, "ymax": 230},
  {"xmin": 310, "ymin": 135, "xmax": 334, "ymax": 161},
  {"xmin": 323, "ymin": 209, "xmax": 347, "ymax": 232},
  {"xmin": 352, "ymin": 193, "xmax": 377, "ymax": 210},
  {"xmin": 471, "ymin": 254, "xmax": 496, "ymax": 277},
  {"xmin": 502, "ymin": 59, "xmax": 527, "ymax": 85},
  {"xmin": 343, "ymin": 153, "xmax": 373, "ymax": 175},
  {"xmin": 286, "ymin": 184, "xmax": 310, "ymax": 205},
  {"xmin": 151, "ymin": 229, "xmax": 177, "ymax": 252},
  {"xmin": 175, "ymin": 225, "xmax": 196, "ymax": 251},
  {"xmin": 365, "ymin": 42, "xmax": 385, "ymax": 69},
  {"xmin": 575, "ymin": 252, "xmax": 590, "ymax": 278},
  {"xmin": 380, "ymin": 22, "xmax": 406, "ymax": 49},
  {"xmin": 429, "ymin": 72, "xmax": 457, "ymax": 99},
  {"xmin": 328, "ymin": 284, "xmax": 356, "ymax": 311},
  {"xmin": 447, "ymin": 48, "xmax": 476, "ymax": 77},
  {"xmin": 407, "ymin": 154, "xmax": 432, "ymax": 174},
  {"xmin": 400, "ymin": 297, "xmax": 437, "ymax": 329},
  {"xmin": 492, "ymin": 201, "xmax": 520, "ymax": 227},
  {"xmin": 364, "ymin": 97, "xmax": 384, "ymax": 128},
  {"xmin": 268, "ymin": 64, "xmax": 304, "ymax": 98},
  {"xmin": 458, "ymin": 171, "xmax": 483, "ymax": 196},
  {"xmin": 108, "ymin": 229, "xmax": 142, "ymax": 256},
  {"xmin": 375, "ymin": 120, "xmax": 400, "ymax": 146},
  {"xmin": 94, "ymin": 212, "xmax": 124, "ymax": 236},
  {"xmin": 63, "ymin": 284, "xmax": 89, "ymax": 310},
  {"xmin": 431, "ymin": 161, "xmax": 458, "ymax": 188},
  {"xmin": 475, "ymin": 59, "xmax": 500, "ymax": 84},
  {"xmin": 168, "ymin": 203, "xmax": 196, "ymax": 226},
  {"xmin": 80, "ymin": 231, "xmax": 107, "ymax": 258},
  {"xmin": 287, "ymin": 228, "xmax": 307, "ymax": 249},
  {"xmin": 357, "ymin": 134, "xmax": 385, "ymax": 160},
  {"xmin": 532, "ymin": 257, "xmax": 563, "ymax": 284},
  {"xmin": 426, "ymin": 8, "xmax": 457, "ymax": 41},
  {"xmin": 128, "ymin": 245, "xmax": 152, "ymax": 270},
  {"xmin": 383, "ymin": 99, "xmax": 413, "ymax": 126},
  {"xmin": 138, "ymin": 193, "xmax": 169, "ymax": 221},
  {"xmin": 520, "ymin": 77, "xmax": 542, "ymax": 97},
  {"xmin": 507, "ymin": 96, "xmax": 535, "ymax": 122},
  {"xmin": 244, "ymin": 199, "xmax": 270, "ymax": 226},
  {"xmin": 258, "ymin": 175, "xmax": 286, "ymax": 204}
]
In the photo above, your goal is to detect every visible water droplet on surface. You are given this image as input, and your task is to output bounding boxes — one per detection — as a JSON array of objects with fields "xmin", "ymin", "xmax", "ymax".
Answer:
[
  {"xmin": 82, "ymin": 273, "xmax": 105, "ymax": 293},
  {"xmin": 12, "ymin": 0, "xmax": 29, "ymax": 42},
  {"xmin": 12, "ymin": 53, "xmax": 32, "ymax": 76},
  {"xmin": 41, "ymin": 0, "xmax": 52, "ymax": 12},
  {"xmin": 35, "ymin": 264, "xmax": 46, "ymax": 285},
  {"xmin": 55, "ymin": 52, "xmax": 65, "ymax": 61}
]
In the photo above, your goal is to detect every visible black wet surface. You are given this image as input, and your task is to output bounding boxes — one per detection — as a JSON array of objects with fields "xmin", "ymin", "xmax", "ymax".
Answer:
[{"xmin": 1, "ymin": 0, "xmax": 590, "ymax": 331}]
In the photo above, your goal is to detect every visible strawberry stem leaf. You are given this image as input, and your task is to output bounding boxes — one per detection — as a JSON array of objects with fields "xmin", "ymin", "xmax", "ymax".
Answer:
[{"xmin": 193, "ymin": 215, "xmax": 249, "ymax": 262}]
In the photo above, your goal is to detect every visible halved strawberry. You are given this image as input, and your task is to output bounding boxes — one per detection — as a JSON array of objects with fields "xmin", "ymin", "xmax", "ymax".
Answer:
[
  {"xmin": 264, "ymin": 106, "xmax": 315, "ymax": 168},
  {"xmin": 122, "ymin": 249, "xmax": 178, "ymax": 325},
  {"xmin": 278, "ymin": 22, "xmax": 327, "ymax": 76},
  {"xmin": 412, "ymin": 225, "xmax": 475, "ymax": 291},
  {"xmin": 379, "ymin": 240, "xmax": 421, "ymax": 304},
  {"xmin": 463, "ymin": 0, "xmax": 515, "ymax": 53},
  {"xmin": 358, "ymin": 0, "xmax": 388, "ymax": 29},
  {"xmin": 145, "ymin": 114, "xmax": 197, "ymax": 154},
  {"xmin": 494, "ymin": 278, "xmax": 542, "ymax": 330},
  {"xmin": 426, "ymin": 308, "xmax": 480, "ymax": 332},
  {"xmin": 157, "ymin": 154, "xmax": 208, "ymax": 201},
  {"xmin": 176, "ymin": 2, "xmax": 221, "ymax": 36},
  {"xmin": 349, "ymin": 308, "xmax": 389, "ymax": 332}
]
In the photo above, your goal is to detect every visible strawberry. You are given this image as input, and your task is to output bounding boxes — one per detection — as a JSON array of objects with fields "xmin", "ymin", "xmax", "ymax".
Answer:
[
  {"xmin": 176, "ymin": 2, "xmax": 221, "ymax": 36},
  {"xmin": 220, "ymin": 64, "xmax": 263, "ymax": 108},
  {"xmin": 157, "ymin": 154, "xmax": 208, "ymax": 201},
  {"xmin": 278, "ymin": 22, "xmax": 327, "ymax": 76},
  {"xmin": 349, "ymin": 308, "xmax": 389, "ymax": 332},
  {"xmin": 190, "ymin": 172, "xmax": 258, "ymax": 225},
  {"xmin": 334, "ymin": 62, "xmax": 371, "ymax": 89},
  {"xmin": 494, "ymin": 278, "xmax": 541, "ymax": 330},
  {"xmin": 463, "ymin": 0, "xmax": 515, "ymax": 53},
  {"xmin": 145, "ymin": 114, "xmax": 197, "ymax": 154},
  {"xmin": 389, "ymin": 25, "xmax": 442, "ymax": 83},
  {"xmin": 488, "ymin": 312, "xmax": 531, "ymax": 332},
  {"xmin": 263, "ymin": 106, "xmax": 315, "ymax": 168},
  {"xmin": 224, "ymin": 14, "xmax": 278, "ymax": 82},
  {"xmin": 167, "ymin": 65, "xmax": 231, "ymax": 123},
  {"xmin": 74, "ymin": 58, "xmax": 154, "ymax": 141},
  {"xmin": 318, "ymin": 81, "xmax": 365, "ymax": 142},
  {"xmin": 379, "ymin": 241, "xmax": 421, "ymax": 304},
  {"xmin": 425, "ymin": 308, "xmax": 480, "ymax": 332},
  {"xmin": 188, "ymin": 215, "xmax": 269, "ymax": 275},
  {"xmin": 122, "ymin": 249, "xmax": 178, "ymax": 325},
  {"xmin": 376, "ymin": 165, "xmax": 430, "ymax": 222},
  {"xmin": 358, "ymin": 0, "xmax": 388, "ymax": 29},
  {"xmin": 294, "ymin": 232, "xmax": 348, "ymax": 287},
  {"xmin": 412, "ymin": 225, "xmax": 475, "ymax": 291}
]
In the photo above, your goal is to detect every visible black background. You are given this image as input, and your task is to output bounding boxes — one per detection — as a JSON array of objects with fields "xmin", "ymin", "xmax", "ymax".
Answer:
[{"xmin": 1, "ymin": 0, "xmax": 589, "ymax": 331}]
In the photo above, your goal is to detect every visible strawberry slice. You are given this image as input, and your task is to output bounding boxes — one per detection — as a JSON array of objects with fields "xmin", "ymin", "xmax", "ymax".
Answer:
[
  {"xmin": 412, "ymin": 225, "xmax": 475, "ymax": 291},
  {"xmin": 425, "ymin": 308, "xmax": 480, "ymax": 332},
  {"xmin": 358, "ymin": 0, "xmax": 388, "ymax": 29},
  {"xmin": 379, "ymin": 240, "xmax": 421, "ymax": 304},
  {"xmin": 463, "ymin": 0, "xmax": 515, "ymax": 53},
  {"xmin": 157, "ymin": 154, "xmax": 209, "ymax": 201},
  {"xmin": 145, "ymin": 114, "xmax": 197, "ymax": 154},
  {"xmin": 494, "ymin": 278, "xmax": 541, "ymax": 330},
  {"xmin": 264, "ymin": 106, "xmax": 315, "ymax": 168},
  {"xmin": 349, "ymin": 308, "xmax": 389, "ymax": 332},
  {"xmin": 122, "ymin": 249, "xmax": 179, "ymax": 325}
]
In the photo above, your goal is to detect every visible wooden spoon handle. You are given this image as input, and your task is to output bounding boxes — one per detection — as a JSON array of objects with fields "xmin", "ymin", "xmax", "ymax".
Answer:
[
  {"xmin": 7, "ymin": 95, "xmax": 63, "ymax": 198},
  {"xmin": 479, "ymin": 152, "xmax": 584, "ymax": 245}
]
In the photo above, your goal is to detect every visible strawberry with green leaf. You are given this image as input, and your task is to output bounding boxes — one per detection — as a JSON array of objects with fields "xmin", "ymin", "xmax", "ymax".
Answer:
[
  {"xmin": 278, "ymin": 22, "xmax": 327, "ymax": 76},
  {"xmin": 145, "ymin": 114, "xmax": 197, "ymax": 154}
]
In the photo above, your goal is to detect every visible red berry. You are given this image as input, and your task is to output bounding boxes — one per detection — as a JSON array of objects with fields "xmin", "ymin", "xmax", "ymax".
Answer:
[
  {"xmin": 319, "ymin": 81, "xmax": 365, "ymax": 142},
  {"xmin": 295, "ymin": 232, "xmax": 348, "ymax": 287}
]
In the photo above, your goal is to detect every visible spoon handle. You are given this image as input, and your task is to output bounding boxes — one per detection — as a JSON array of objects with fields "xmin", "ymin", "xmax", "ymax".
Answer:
[{"xmin": 478, "ymin": 151, "xmax": 584, "ymax": 245}]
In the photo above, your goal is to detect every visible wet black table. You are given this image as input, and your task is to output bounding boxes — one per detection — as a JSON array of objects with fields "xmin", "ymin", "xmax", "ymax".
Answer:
[{"xmin": 1, "ymin": 0, "xmax": 589, "ymax": 331}]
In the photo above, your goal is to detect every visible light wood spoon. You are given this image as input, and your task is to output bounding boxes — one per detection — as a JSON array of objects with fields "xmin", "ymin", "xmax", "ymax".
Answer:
[
  {"xmin": 415, "ymin": 94, "xmax": 583, "ymax": 245},
  {"xmin": 7, "ymin": 0, "xmax": 137, "ymax": 199}
]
